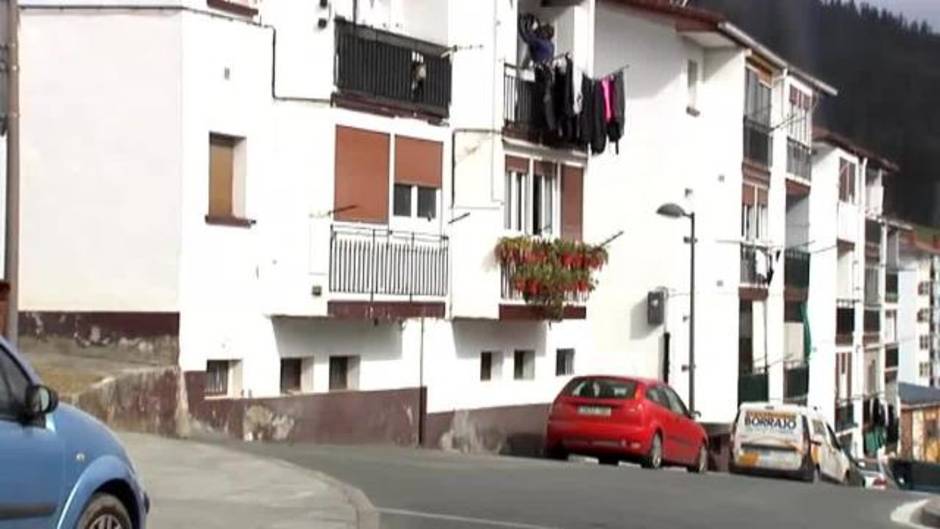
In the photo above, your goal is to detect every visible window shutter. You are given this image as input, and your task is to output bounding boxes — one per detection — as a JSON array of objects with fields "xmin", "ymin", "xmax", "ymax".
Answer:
[
  {"xmin": 757, "ymin": 188, "xmax": 768, "ymax": 206},
  {"xmin": 334, "ymin": 126, "xmax": 390, "ymax": 223},
  {"xmin": 209, "ymin": 135, "xmax": 235, "ymax": 217},
  {"xmin": 506, "ymin": 155, "xmax": 529, "ymax": 174},
  {"xmin": 561, "ymin": 165, "xmax": 583, "ymax": 241},
  {"xmin": 742, "ymin": 183, "xmax": 755, "ymax": 206},
  {"xmin": 394, "ymin": 136, "xmax": 443, "ymax": 188}
]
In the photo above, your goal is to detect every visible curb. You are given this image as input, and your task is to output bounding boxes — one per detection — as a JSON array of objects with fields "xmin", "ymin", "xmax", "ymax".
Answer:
[{"xmin": 921, "ymin": 499, "xmax": 940, "ymax": 528}]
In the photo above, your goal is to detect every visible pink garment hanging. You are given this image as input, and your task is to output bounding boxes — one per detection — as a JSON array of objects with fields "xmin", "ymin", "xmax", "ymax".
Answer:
[{"xmin": 601, "ymin": 77, "xmax": 613, "ymax": 122}]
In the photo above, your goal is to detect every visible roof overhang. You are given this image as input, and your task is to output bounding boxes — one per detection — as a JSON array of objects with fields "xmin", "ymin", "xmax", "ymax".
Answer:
[{"xmin": 814, "ymin": 127, "xmax": 900, "ymax": 173}]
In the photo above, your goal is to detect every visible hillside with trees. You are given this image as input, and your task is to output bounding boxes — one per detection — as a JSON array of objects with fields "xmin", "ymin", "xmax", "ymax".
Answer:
[{"xmin": 692, "ymin": 0, "xmax": 940, "ymax": 225}]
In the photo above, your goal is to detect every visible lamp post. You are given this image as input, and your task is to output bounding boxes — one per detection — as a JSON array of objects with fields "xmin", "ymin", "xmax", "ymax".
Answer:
[{"xmin": 657, "ymin": 203, "xmax": 696, "ymax": 414}]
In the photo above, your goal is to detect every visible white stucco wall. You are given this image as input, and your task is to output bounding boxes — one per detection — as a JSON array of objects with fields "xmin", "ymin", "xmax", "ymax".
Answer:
[{"xmin": 19, "ymin": 9, "xmax": 183, "ymax": 311}]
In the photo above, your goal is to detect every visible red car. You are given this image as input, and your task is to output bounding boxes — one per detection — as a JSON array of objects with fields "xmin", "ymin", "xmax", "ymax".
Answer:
[{"xmin": 544, "ymin": 375, "xmax": 708, "ymax": 472}]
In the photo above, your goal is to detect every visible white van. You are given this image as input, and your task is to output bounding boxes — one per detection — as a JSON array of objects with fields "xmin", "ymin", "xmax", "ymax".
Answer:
[{"xmin": 730, "ymin": 402, "xmax": 852, "ymax": 484}]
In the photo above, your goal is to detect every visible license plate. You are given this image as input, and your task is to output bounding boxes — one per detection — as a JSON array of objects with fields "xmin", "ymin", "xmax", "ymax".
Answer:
[{"xmin": 579, "ymin": 406, "xmax": 611, "ymax": 416}]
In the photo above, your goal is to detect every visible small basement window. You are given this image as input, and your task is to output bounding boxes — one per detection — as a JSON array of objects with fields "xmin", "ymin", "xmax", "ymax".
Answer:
[
  {"xmin": 514, "ymin": 350, "xmax": 535, "ymax": 380},
  {"xmin": 556, "ymin": 349, "xmax": 575, "ymax": 376},
  {"xmin": 329, "ymin": 355, "xmax": 360, "ymax": 391},
  {"xmin": 280, "ymin": 357, "xmax": 315, "ymax": 395},
  {"xmin": 480, "ymin": 351, "xmax": 502, "ymax": 381},
  {"xmin": 206, "ymin": 359, "xmax": 241, "ymax": 397}
]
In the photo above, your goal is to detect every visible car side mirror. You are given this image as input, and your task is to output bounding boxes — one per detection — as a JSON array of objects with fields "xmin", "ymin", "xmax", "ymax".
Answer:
[
  {"xmin": 24, "ymin": 384, "xmax": 58, "ymax": 419},
  {"xmin": 689, "ymin": 411, "xmax": 701, "ymax": 419}
]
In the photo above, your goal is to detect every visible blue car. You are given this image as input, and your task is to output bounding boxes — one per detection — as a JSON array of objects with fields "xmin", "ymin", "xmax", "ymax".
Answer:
[{"xmin": 0, "ymin": 339, "xmax": 148, "ymax": 529}]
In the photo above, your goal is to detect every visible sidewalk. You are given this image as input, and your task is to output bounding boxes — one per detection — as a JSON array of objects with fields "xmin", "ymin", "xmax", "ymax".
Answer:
[{"xmin": 120, "ymin": 433, "xmax": 380, "ymax": 529}]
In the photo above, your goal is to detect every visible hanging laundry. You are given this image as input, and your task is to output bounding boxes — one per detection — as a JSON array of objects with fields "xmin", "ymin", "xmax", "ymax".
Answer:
[
  {"xmin": 579, "ymin": 74, "xmax": 594, "ymax": 150},
  {"xmin": 606, "ymin": 71, "xmax": 626, "ymax": 153},
  {"xmin": 755, "ymin": 250, "xmax": 768, "ymax": 282},
  {"xmin": 571, "ymin": 60, "xmax": 583, "ymax": 115},
  {"xmin": 534, "ymin": 65, "xmax": 557, "ymax": 134},
  {"xmin": 591, "ymin": 80, "xmax": 608, "ymax": 155}
]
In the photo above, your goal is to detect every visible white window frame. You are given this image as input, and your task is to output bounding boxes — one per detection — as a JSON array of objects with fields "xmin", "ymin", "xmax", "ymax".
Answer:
[
  {"xmin": 504, "ymin": 158, "xmax": 560, "ymax": 238},
  {"xmin": 513, "ymin": 349, "xmax": 536, "ymax": 380}
]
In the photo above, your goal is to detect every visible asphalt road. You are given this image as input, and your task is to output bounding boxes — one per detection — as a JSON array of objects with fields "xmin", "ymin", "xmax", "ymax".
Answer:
[{"xmin": 233, "ymin": 442, "xmax": 924, "ymax": 529}]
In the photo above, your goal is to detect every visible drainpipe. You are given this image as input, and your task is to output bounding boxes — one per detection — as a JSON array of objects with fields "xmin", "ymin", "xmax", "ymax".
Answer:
[
  {"xmin": 4, "ymin": 0, "xmax": 19, "ymax": 344},
  {"xmin": 417, "ymin": 315, "xmax": 426, "ymax": 447}
]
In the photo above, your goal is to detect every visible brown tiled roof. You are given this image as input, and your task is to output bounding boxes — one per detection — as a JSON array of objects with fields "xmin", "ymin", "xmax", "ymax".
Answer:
[
  {"xmin": 814, "ymin": 127, "xmax": 900, "ymax": 173},
  {"xmin": 602, "ymin": 0, "xmax": 726, "ymax": 26}
]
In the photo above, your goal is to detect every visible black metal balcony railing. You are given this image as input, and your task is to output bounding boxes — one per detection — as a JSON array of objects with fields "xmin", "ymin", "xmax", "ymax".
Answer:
[
  {"xmin": 738, "ymin": 366, "xmax": 769, "ymax": 405},
  {"xmin": 329, "ymin": 226, "xmax": 449, "ymax": 298},
  {"xmin": 740, "ymin": 243, "xmax": 767, "ymax": 286},
  {"xmin": 784, "ymin": 361, "xmax": 810, "ymax": 402},
  {"xmin": 335, "ymin": 20, "xmax": 452, "ymax": 118},
  {"xmin": 786, "ymin": 138, "xmax": 812, "ymax": 180},
  {"xmin": 503, "ymin": 65, "xmax": 538, "ymax": 136},
  {"xmin": 744, "ymin": 117, "xmax": 773, "ymax": 168},
  {"xmin": 886, "ymin": 272, "xmax": 899, "ymax": 303},
  {"xmin": 835, "ymin": 402, "xmax": 856, "ymax": 432},
  {"xmin": 785, "ymin": 249, "xmax": 811, "ymax": 290}
]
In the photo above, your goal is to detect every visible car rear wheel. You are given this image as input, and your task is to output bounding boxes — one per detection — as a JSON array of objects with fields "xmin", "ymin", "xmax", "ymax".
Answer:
[
  {"xmin": 77, "ymin": 493, "xmax": 132, "ymax": 529},
  {"xmin": 545, "ymin": 445, "xmax": 568, "ymax": 461},
  {"xmin": 641, "ymin": 433, "xmax": 663, "ymax": 470},
  {"xmin": 688, "ymin": 444, "xmax": 708, "ymax": 474},
  {"xmin": 598, "ymin": 456, "xmax": 619, "ymax": 466}
]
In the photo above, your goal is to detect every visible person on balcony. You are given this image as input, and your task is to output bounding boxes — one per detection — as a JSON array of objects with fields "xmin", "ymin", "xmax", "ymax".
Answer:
[{"xmin": 519, "ymin": 14, "xmax": 555, "ymax": 66}]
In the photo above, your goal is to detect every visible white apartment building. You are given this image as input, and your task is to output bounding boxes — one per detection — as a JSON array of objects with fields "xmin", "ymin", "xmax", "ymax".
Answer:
[
  {"xmin": 807, "ymin": 129, "xmax": 901, "ymax": 457},
  {"xmin": 13, "ymin": 0, "xmax": 920, "ymax": 457},
  {"xmin": 897, "ymin": 230, "xmax": 940, "ymax": 388}
]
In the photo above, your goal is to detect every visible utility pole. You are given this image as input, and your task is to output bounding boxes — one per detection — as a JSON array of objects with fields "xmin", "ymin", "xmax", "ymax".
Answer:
[{"xmin": 4, "ymin": 0, "xmax": 18, "ymax": 345}]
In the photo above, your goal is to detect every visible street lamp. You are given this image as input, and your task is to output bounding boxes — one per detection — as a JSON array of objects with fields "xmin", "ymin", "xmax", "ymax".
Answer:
[{"xmin": 656, "ymin": 203, "xmax": 696, "ymax": 415}]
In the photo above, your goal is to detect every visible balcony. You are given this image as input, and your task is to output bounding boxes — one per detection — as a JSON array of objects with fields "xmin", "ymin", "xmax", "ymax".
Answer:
[
  {"xmin": 786, "ymin": 138, "xmax": 812, "ymax": 181},
  {"xmin": 835, "ymin": 402, "xmax": 856, "ymax": 433},
  {"xmin": 334, "ymin": 20, "xmax": 452, "ymax": 118},
  {"xmin": 740, "ymin": 243, "xmax": 769, "ymax": 287},
  {"xmin": 329, "ymin": 225, "xmax": 449, "ymax": 300},
  {"xmin": 738, "ymin": 367, "xmax": 769, "ymax": 405},
  {"xmin": 784, "ymin": 361, "xmax": 809, "ymax": 403},
  {"xmin": 500, "ymin": 263, "xmax": 587, "ymax": 304},
  {"xmin": 886, "ymin": 272, "xmax": 899, "ymax": 303},
  {"xmin": 785, "ymin": 249, "xmax": 811, "ymax": 290},
  {"xmin": 502, "ymin": 65, "xmax": 580, "ymax": 148},
  {"xmin": 743, "ymin": 117, "xmax": 773, "ymax": 169}
]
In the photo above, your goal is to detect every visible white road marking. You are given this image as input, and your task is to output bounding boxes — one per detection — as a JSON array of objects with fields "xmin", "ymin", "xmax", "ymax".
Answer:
[
  {"xmin": 378, "ymin": 507, "xmax": 564, "ymax": 529},
  {"xmin": 890, "ymin": 499, "xmax": 930, "ymax": 528}
]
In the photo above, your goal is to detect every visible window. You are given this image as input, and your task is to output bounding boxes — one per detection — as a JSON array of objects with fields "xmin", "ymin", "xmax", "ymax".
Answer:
[
  {"xmin": 645, "ymin": 386, "xmax": 668, "ymax": 408},
  {"xmin": 393, "ymin": 184, "xmax": 412, "ymax": 217},
  {"xmin": 393, "ymin": 184, "xmax": 438, "ymax": 220},
  {"xmin": 532, "ymin": 172, "xmax": 556, "ymax": 236},
  {"xmin": 662, "ymin": 386, "xmax": 690, "ymax": 417},
  {"xmin": 394, "ymin": 135, "xmax": 442, "ymax": 221},
  {"xmin": 687, "ymin": 60, "xmax": 700, "ymax": 112},
  {"xmin": 922, "ymin": 336, "xmax": 931, "ymax": 350},
  {"xmin": 513, "ymin": 350, "xmax": 535, "ymax": 380},
  {"xmin": 745, "ymin": 68, "xmax": 772, "ymax": 126},
  {"xmin": 839, "ymin": 159, "xmax": 857, "ymax": 204},
  {"xmin": 208, "ymin": 133, "xmax": 248, "ymax": 223},
  {"xmin": 417, "ymin": 187, "xmax": 437, "ymax": 220},
  {"xmin": 741, "ymin": 184, "xmax": 768, "ymax": 241},
  {"xmin": 920, "ymin": 362, "xmax": 931, "ymax": 379},
  {"xmin": 565, "ymin": 377, "xmax": 637, "ymax": 399},
  {"xmin": 205, "ymin": 360, "xmax": 240, "ymax": 397},
  {"xmin": 329, "ymin": 355, "xmax": 360, "ymax": 391},
  {"xmin": 0, "ymin": 351, "xmax": 29, "ymax": 420},
  {"xmin": 556, "ymin": 349, "xmax": 575, "ymax": 376},
  {"xmin": 480, "ymin": 351, "xmax": 502, "ymax": 381},
  {"xmin": 280, "ymin": 357, "xmax": 314, "ymax": 395},
  {"xmin": 504, "ymin": 156, "xmax": 560, "ymax": 236},
  {"xmin": 787, "ymin": 86, "xmax": 813, "ymax": 145}
]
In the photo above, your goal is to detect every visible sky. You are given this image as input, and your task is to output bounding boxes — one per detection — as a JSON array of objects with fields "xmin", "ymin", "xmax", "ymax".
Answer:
[{"xmin": 860, "ymin": 0, "xmax": 940, "ymax": 31}]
